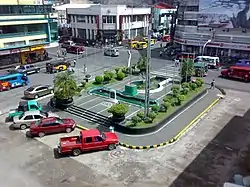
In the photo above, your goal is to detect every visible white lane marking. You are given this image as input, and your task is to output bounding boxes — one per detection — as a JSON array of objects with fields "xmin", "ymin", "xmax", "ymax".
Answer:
[
  {"xmin": 126, "ymin": 108, "xmax": 141, "ymax": 119},
  {"xmin": 123, "ymin": 91, "xmax": 208, "ymax": 137},
  {"xmin": 78, "ymin": 97, "xmax": 103, "ymax": 106},
  {"xmin": 156, "ymin": 91, "xmax": 172, "ymax": 100},
  {"xmin": 85, "ymin": 102, "xmax": 102, "ymax": 110}
]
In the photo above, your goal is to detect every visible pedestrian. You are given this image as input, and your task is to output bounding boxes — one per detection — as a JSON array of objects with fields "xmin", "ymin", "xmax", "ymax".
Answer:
[
  {"xmin": 160, "ymin": 43, "xmax": 163, "ymax": 48},
  {"xmin": 210, "ymin": 79, "xmax": 215, "ymax": 89},
  {"xmin": 160, "ymin": 50, "xmax": 163, "ymax": 57},
  {"xmin": 73, "ymin": 59, "xmax": 76, "ymax": 67},
  {"xmin": 83, "ymin": 64, "xmax": 87, "ymax": 73}
]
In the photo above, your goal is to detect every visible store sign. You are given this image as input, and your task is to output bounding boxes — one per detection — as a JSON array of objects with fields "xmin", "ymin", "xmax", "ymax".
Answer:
[
  {"xmin": 30, "ymin": 45, "xmax": 44, "ymax": 51},
  {"xmin": 0, "ymin": 50, "xmax": 10, "ymax": 56},
  {"xmin": 20, "ymin": 48, "xmax": 30, "ymax": 52},
  {"xmin": 10, "ymin": 49, "xmax": 20, "ymax": 54}
]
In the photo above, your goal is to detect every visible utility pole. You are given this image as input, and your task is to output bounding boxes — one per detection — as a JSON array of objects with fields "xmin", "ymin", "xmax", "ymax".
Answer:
[{"xmin": 144, "ymin": 6, "xmax": 153, "ymax": 117}]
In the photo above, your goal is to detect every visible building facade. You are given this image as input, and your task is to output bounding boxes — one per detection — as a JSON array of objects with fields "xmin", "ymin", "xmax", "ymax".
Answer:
[
  {"xmin": 0, "ymin": 0, "xmax": 58, "ymax": 66},
  {"xmin": 175, "ymin": 0, "xmax": 250, "ymax": 57},
  {"xmin": 67, "ymin": 5, "xmax": 151, "ymax": 42}
]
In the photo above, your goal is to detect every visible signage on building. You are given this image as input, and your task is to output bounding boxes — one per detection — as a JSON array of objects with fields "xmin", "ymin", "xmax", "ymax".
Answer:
[
  {"xmin": 10, "ymin": 49, "xmax": 20, "ymax": 54},
  {"xmin": 0, "ymin": 50, "xmax": 10, "ymax": 56},
  {"xmin": 198, "ymin": 0, "xmax": 250, "ymax": 29},
  {"xmin": 20, "ymin": 48, "xmax": 30, "ymax": 52},
  {"xmin": 30, "ymin": 45, "xmax": 44, "ymax": 51}
]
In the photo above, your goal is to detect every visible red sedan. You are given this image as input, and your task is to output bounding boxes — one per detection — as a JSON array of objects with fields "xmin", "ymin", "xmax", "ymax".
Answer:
[{"xmin": 29, "ymin": 117, "xmax": 76, "ymax": 137}]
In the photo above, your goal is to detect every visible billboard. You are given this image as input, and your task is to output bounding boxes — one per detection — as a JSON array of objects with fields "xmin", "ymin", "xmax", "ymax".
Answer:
[{"xmin": 198, "ymin": 0, "xmax": 250, "ymax": 29}]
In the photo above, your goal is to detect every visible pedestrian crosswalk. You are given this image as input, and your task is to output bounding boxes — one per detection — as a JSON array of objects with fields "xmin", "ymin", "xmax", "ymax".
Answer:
[{"xmin": 151, "ymin": 64, "xmax": 181, "ymax": 79}]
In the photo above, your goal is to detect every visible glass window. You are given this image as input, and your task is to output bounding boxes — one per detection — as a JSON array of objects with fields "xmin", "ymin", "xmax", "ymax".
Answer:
[
  {"xmin": 102, "ymin": 16, "xmax": 107, "ymax": 23},
  {"xmin": 27, "ymin": 87, "xmax": 34, "ymax": 92},
  {"xmin": 85, "ymin": 137, "xmax": 92, "ymax": 143},
  {"xmin": 91, "ymin": 16, "xmax": 94, "ymax": 23},
  {"xmin": 24, "ymin": 115, "xmax": 33, "ymax": 120},
  {"xmin": 34, "ymin": 115, "xmax": 43, "ymax": 119},
  {"xmin": 94, "ymin": 136, "xmax": 103, "ymax": 142},
  {"xmin": 30, "ymin": 105, "xmax": 38, "ymax": 110}
]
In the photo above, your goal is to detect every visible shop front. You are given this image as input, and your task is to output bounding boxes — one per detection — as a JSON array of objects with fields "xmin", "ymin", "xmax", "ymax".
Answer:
[
  {"xmin": 0, "ymin": 49, "xmax": 21, "ymax": 66},
  {"xmin": 20, "ymin": 45, "xmax": 48, "ymax": 64}
]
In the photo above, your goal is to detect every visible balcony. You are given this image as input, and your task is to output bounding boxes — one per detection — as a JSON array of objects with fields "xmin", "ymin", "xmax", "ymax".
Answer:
[{"xmin": 0, "ymin": 31, "xmax": 47, "ymax": 39}]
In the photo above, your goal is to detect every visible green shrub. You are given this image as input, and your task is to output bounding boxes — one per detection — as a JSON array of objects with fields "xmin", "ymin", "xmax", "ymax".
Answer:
[
  {"xmin": 159, "ymin": 104, "xmax": 167, "ymax": 112},
  {"xmin": 131, "ymin": 115, "xmax": 142, "ymax": 124},
  {"xmin": 181, "ymin": 82, "xmax": 189, "ymax": 89},
  {"xmin": 148, "ymin": 112, "xmax": 157, "ymax": 121},
  {"xmin": 163, "ymin": 102, "xmax": 171, "ymax": 110},
  {"xmin": 103, "ymin": 73, "xmax": 112, "ymax": 82},
  {"xmin": 163, "ymin": 95, "xmax": 172, "ymax": 102},
  {"xmin": 151, "ymin": 105, "xmax": 160, "ymax": 113},
  {"xmin": 196, "ymin": 78, "xmax": 204, "ymax": 86},
  {"xmin": 190, "ymin": 82, "xmax": 197, "ymax": 90},
  {"xmin": 137, "ymin": 111, "xmax": 144, "ymax": 119},
  {"xmin": 116, "ymin": 71, "xmax": 125, "ymax": 80},
  {"xmin": 170, "ymin": 97, "xmax": 178, "ymax": 106},
  {"xmin": 195, "ymin": 80, "xmax": 202, "ymax": 87},
  {"xmin": 115, "ymin": 67, "xmax": 120, "ymax": 74},
  {"xmin": 144, "ymin": 117, "xmax": 153, "ymax": 123},
  {"xmin": 171, "ymin": 86, "xmax": 180, "ymax": 97},
  {"xmin": 171, "ymin": 85, "xmax": 180, "ymax": 91},
  {"xmin": 181, "ymin": 87, "xmax": 189, "ymax": 95},
  {"xmin": 104, "ymin": 71, "xmax": 114, "ymax": 78},
  {"xmin": 121, "ymin": 66, "xmax": 128, "ymax": 74},
  {"xmin": 95, "ymin": 76, "xmax": 104, "ymax": 84},
  {"xmin": 177, "ymin": 95, "xmax": 186, "ymax": 105},
  {"xmin": 108, "ymin": 103, "xmax": 129, "ymax": 117}
]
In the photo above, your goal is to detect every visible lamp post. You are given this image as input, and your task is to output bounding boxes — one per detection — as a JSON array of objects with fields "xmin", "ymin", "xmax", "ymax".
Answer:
[
  {"xmin": 127, "ymin": 50, "xmax": 132, "ymax": 84},
  {"xmin": 76, "ymin": 48, "xmax": 80, "ymax": 85},
  {"xmin": 202, "ymin": 39, "xmax": 211, "ymax": 56}
]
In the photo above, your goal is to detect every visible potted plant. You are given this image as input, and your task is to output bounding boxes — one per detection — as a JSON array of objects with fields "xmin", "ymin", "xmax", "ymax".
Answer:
[
  {"xmin": 108, "ymin": 103, "xmax": 129, "ymax": 123},
  {"xmin": 53, "ymin": 72, "xmax": 78, "ymax": 109}
]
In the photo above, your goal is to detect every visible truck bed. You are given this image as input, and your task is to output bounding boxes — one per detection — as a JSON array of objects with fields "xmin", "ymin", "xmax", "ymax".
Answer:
[{"xmin": 60, "ymin": 136, "xmax": 81, "ymax": 147}]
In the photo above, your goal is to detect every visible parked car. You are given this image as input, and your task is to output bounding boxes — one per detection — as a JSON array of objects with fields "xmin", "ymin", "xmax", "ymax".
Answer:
[
  {"xmin": 29, "ymin": 117, "xmax": 76, "ymax": 137},
  {"xmin": 61, "ymin": 40, "xmax": 75, "ymax": 48},
  {"xmin": 66, "ymin": 45, "xmax": 84, "ymax": 54},
  {"xmin": 0, "ymin": 80, "xmax": 11, "ymax": 92},
  {"xmin": 46, "ymin": 61, "xmax": 69, "ymax": 73},
  {"xmin": 12, "ymin": 110, "xmax": 59, "ymax": 130},
  {"xmin": 24, "ymin": 85, "xmax": 53, "ymax": 99},
  {"xmin": 9, "ymin": 65, "xmax": 40, "ymax": 76},
  {"xmin": 9, "ymin": 100, "xmax": 42, "ymax": 119},
  {"xmin": 104, "ymin": 48, "xmax": 119, "ymax": 57},
  {"xmin": 57, "ymin": 129, "xmax": 119, "ymax": 156}
]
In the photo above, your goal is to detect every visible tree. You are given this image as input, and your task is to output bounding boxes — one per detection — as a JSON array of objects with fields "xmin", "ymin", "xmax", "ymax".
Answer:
[
  {"xmin": 108, "ymin": 103, "xmax": 129, "ymax": 117},
  {"xmin": 137, "ymin": 56, "xmax": 147, "ymax": 73},
  {"xmin": 54, "ymin": 72, "xmax": 78, "ymax": 100},
  {"xmin": 181, "ymin": 59, "xmax": 194, "ymax": 82}
]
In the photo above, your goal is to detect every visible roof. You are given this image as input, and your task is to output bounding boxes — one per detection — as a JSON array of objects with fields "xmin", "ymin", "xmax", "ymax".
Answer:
[
  {"xmin": 154, "ymin": 2, "xmax": 175, "ymax": 9},
  {"xmin": 80, "ymin": 129, "xmax": 100, "ymax": 137},
  {"xmin": 27, "ymin": 100, "xmax": 38, "ymax": 105},
  {"xmin": 0, "ymin": 73, "xmax": 23, "ymax": 79},
  {"xmin": 23, "ymin": 110, "xmax": 41, "ymax": 115},
  {"xmin": 230, "ymin": 66, "xmax": 250, "ymax": 70},
  {"xmin": 41, "ymin": 117, "xmax": 56, "ymax": 123},
  {"xmin": 53, "ymin": 3, "xmax": 95, "ymax": 10}
]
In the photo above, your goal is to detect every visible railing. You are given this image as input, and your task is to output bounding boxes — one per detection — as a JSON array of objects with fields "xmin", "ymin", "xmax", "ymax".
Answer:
[{"xmin": 0, "ymin": 31, "xmax": 47, "ymax": 38}]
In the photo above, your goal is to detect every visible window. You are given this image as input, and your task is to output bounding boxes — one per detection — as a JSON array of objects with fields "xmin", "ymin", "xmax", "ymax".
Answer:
[
  {"xmin": 77, "ymin": 15, "xmax": 86, "ymax": 23},
  {"xmin": 36, "ymin": 87, "xmax": 45, "ymax": 91},
  {"xmin": 24, "ymin": 115, "xmax": 33, "ymax": 120},
  {"xmin": 137, "ymin": 15, "xmax": 144, "ymax": 21},
  {"xmin": 103, "ymin": 16, "xmax": 116, "ymax": 23},
  {"xmin": 30, "ymin": 105, "xmax": 38, "ymax": 110},
  {"xmin": 85, "ymin": 137, "xmax": 92, "ymax": 143},
  {"xmin": 91, "ymin": 16, "xmax": 94, "ymax": 23},
  {"xmin": 34, "ymin": 115, "xmax": 43, "ymax": 119},
  {"xmin": 94, "ymin": 136, "xmax": 103, "ymax": 142},
  {"xmin": 103, "ymin": 16, "xmax": 107, "ymax": 23},
  {"xmin": 42, "ymin": 123, "xmax": 54, "ymax": 127},
  {"xmin": 87, "ymin": 16, "xmax": 90, "ymax": 23}
]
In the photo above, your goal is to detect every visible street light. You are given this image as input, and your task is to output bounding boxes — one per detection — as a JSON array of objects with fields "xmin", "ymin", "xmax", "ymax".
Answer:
[
  {"xmin": 76, "ymin": 48, "xmax": 80, "ymax": 85},
  {"xmin": 202, "ymin": 39, "xmax": 211, "ymax": 56}
]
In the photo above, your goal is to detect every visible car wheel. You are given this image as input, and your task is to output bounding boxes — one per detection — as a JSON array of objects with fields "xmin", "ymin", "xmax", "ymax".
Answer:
[
  {"xmin": 38, "ymin": 132, "xmax": 45, "ymax": 137},
  {"xmin": 34, "ymin": 94, "xmax": 39, "ymax": 99},
  {"xmin": 108, "ymin": 144, "xmax": 116, "ymax": 150},
  {"xmin": 72, "ymin": 149, "xmax": 81, "ymax": 156},
  {"xmin": 20, "ymin": 124, "xmax": 27, "ymax": 130},
  {"xmin": 65, "ymin": 127, "xmax": 72, "ymax": 133}
]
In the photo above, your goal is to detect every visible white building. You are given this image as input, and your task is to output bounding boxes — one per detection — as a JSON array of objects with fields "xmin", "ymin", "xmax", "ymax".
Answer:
[{"xmin": 67, "ymin": 5, "xmax": 151, "ymax": 41}]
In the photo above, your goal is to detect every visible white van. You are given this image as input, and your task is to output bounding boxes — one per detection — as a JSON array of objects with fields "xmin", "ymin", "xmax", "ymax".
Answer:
[{"xmin": 195, "ymin": 56, "xmax": 220, "ymax": 69}]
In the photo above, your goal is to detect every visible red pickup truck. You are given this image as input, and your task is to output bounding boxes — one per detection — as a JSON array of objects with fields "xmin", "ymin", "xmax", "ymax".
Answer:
[{"xmin": 58, "ymin": 129, "xmax": 119, "ymax": 156}]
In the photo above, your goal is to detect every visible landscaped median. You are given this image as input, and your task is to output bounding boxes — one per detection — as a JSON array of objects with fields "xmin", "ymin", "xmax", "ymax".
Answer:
[{"xmin": 76, "ymin": 96, "xmax": 222, "ymax": 150}]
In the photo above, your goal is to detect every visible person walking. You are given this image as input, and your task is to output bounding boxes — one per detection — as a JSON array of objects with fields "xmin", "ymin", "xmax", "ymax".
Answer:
[
  {"xmin": 160, "ymin": 50, "xmax": 163, "ymax": 57},
  {"xmin": 210, "ymin": 79, "xmax": 215, "ymax": 89}
]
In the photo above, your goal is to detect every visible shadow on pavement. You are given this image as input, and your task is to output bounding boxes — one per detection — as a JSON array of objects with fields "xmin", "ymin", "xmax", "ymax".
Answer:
[{"xmin": 169, "ymin": 108, "xmax": 250, "ymax": 187}]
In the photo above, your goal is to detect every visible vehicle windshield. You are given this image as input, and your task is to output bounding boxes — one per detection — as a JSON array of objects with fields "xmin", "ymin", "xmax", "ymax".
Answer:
[
  {"xmin": 40, "ymin": 111, "xmax": 48, "ymax": 117},
  {"xmin": 100, "ymin": 133, "xmax": 106, "ymax": 140},
  {"xmin": 19, "ymin": 113, "xmax": 24, "ymax": 120},
  {"xmin": 34, "ymin": 120, "xmax": 41, "ymax": 126},
  {"xmin": 26, "ymin": 87, "xmax": 34, "ymax": 92},
  {"xmin": 56, "ymin": 118, "xmax": 63, "ymax": 124}
]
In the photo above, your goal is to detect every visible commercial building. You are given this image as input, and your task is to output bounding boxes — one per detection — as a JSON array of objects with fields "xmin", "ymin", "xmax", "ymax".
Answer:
[
  {"xmin": 152, "ymin": 2, "xmax": 176, "ymax": 35},
  {"xmin": 175, "ymin": 0, "xmax": 250, "ymax": 57},
  {"xmin": 0, "ymin": 0, "xmax": 58, "ymax": 66},
  {"xmin": 67, "ymin": 4, "xmax": 151, "ymax": 42}
]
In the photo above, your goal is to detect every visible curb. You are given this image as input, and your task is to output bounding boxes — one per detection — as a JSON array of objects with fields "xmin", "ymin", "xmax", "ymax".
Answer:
[{"xmin": 75, "ymin": 97, "xmax": 221, "ymax": 150}]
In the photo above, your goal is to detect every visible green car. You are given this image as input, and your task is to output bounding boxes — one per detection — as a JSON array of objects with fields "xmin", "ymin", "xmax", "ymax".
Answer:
[
  {"xmin": 194, "ymin": 62, "xmax": 208, "ymax": 77},
  {"xmin": 9, "ymin": 100, "xmax": 42, "ymax": 118}
]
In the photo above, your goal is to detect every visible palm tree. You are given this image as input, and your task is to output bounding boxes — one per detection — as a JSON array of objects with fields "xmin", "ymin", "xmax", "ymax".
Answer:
[
  {"xmin": 181, "ymin": 59, "xmax": 194, "ymax": 82},
  {"xmin": 54, "ymin": 72, "xmax": 78, "ymax": 102}
]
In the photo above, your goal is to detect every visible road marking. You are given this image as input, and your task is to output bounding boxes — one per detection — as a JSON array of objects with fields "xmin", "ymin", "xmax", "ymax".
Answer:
[
  {"xmin": 123, "ymin": 91, "xmax": 208, "ymax": 137},
  {"xmin": 85, "ymin": 103, "xmax": 102, "ymax": 110},
  {"xmin": 78, "ymin": 97, "xmax": 103, "ymax": 106},
  {"xmin": 156, "ymin": 91, "xmax": 172, "ymax": 100},
  {"xmin": 126, "ymin": 108, "xmax": 141, "ymax": 119}
]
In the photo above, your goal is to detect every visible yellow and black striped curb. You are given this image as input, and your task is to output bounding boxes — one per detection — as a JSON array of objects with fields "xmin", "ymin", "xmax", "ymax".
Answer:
[{"xmin": 76, "ymin": 97, "xmax": 221, "ymax": 150}]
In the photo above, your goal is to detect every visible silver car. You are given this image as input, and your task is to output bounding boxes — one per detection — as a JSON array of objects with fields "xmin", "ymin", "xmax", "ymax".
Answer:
[
  {"xmin": 13, "ymin": 110, "xmax": 59, "ymax": 130},
  {"xmin": 104, "ymin": 48, "xmax": 119, "ymax": 57},
  {"xmin": 24, "ymin": 85, "xmax": 53, "ymax": 99}
]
